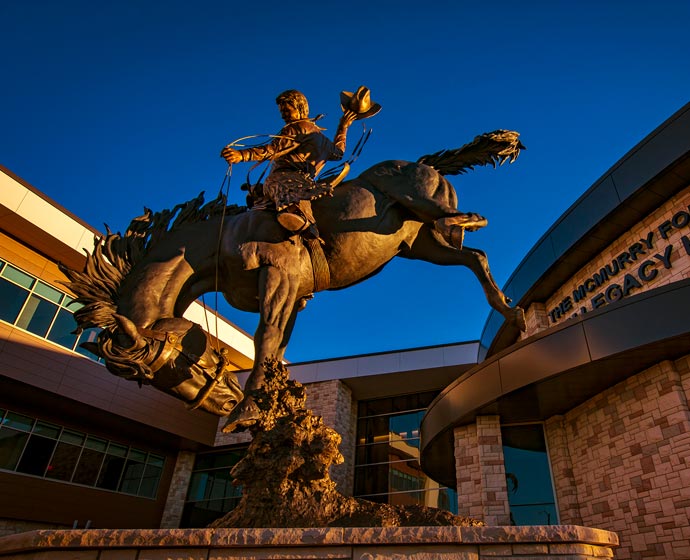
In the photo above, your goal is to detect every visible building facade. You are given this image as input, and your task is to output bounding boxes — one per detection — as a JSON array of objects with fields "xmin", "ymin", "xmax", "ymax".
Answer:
[
  {"xmin": 2, "ymin": 101, "xmax": 690, "ymax": 559},
  {"xmin": 422, "ymin": 102, "xmax": 690, "ymax": 559}
]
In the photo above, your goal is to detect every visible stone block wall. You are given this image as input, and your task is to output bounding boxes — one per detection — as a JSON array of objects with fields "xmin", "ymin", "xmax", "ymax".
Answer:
[
  {"xmin": 305, "ymin": 380, "xmax": 357, "ymax": 496},
  {"xmin": 454, "ymin": 415, "xmax": 511, "ymax": 525},
  {"xmin": 545, "ymin": 354, "xmax": 690, "ymax": 559},
  {"xmin": 159, "ymin": 451, "xmax": 196, "ymax": 529}
]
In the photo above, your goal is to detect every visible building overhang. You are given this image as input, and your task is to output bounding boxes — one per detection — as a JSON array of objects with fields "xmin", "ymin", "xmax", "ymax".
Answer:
[{"xmin": 421, "ymin": 279, "xmax": 690, "ymax": 488}]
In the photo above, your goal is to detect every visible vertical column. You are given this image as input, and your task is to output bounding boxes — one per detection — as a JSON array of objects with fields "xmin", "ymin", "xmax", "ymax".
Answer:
[
  {"xmin": 476, "ymin": 415, "xmax": 511, "ymax": 526},
  {"xmin": 159, "ymin": 450, "xmax": 196, "ymax": 529},
  {"xmin": 544, "ymin": 415, "xmax": 582, "ymax": 525},
  {"xmin": 454, "ymin": 423, "xmax": 482, "ymax": 519},
  {"xmin": 306, "ymin": 380, "xmax": 356, "ymax": 496},
  {"xmin": 454, "ymin": 416, "xmax": 510, "ymax": 525}
]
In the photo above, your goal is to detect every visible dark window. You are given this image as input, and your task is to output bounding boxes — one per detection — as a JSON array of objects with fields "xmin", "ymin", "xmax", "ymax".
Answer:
[
  {"xmin": 0, "ymin": 409, "xmax": 165, "ymax": 497},
  {"xmin": 47, "ymin": 308, "xmax": 79, "ymax": 349},
  {"xmin": 0, "ymin": 428, "xmax": 29, "ymax": 470},
  {"xmin": 502, "ymin": 424, "xmax": 558, "ymax": 526},
  {"xmin": 16, "ymin": 435, "xmax": 57, "ymax": 476},
  {"xmin": 180, "ymin": 446, "xmax": 247, "ymax": 528},
  {"xmin": 16, "ymin": 295, "xmax": 58, "ymax": 337},
  {"xmin": 354, "ymin": 392, "xmax": 457, "ymax": 513},
  {"xmin": 96, "ymin": 444, "xmax": 127, "ymax": 490},
  {"xmin": 0, "ymin": 278, "xmax": 30, "ymax": 324},
  {"xmin": 46, "ymin": 442, "xmax": 82, "ymax": 481}
]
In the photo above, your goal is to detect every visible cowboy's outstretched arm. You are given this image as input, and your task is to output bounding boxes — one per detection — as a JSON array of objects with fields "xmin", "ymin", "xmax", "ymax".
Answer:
[
  {"xmin": 220, "ymin": 132, "xmax": 296, "ymax": 165},
  {"xmin": 331, "ymin": 109, "xmax": 358, "ymax": 159}
]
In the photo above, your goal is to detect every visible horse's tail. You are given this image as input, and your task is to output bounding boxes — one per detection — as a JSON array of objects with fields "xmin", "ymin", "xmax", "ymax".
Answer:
[{"xmin": 417, "ymin": 130, "xmax": 525, "ymax": 176}]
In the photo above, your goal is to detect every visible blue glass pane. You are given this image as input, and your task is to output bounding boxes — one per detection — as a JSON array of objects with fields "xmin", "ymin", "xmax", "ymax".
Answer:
[
  {"xmin": 0, "ymin": 428, "xmax": 29, "ymax": 470},
  {"xmin": 47, "ymin": 308, "xmax": 79, "ymax": 349},
  {"xmin": 1, "ymin": 265, "xmax": 34, "ymax": 289},
  {"xmin": 0, "ymin": 278, "xmax": 30, "ymax": 324},
  {"xmin": 502, "ymin": 425, "xmax": 558, "ymax": 526},
  {"xmin": 16, "ymin": 295, "xmax": 58, "ymax": 337}
]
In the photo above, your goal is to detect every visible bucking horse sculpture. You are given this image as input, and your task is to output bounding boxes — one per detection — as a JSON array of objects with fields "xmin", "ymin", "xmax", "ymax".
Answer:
[{"xmin": 60, "ymin": 130, "xmax": 526, "ymax": 432}]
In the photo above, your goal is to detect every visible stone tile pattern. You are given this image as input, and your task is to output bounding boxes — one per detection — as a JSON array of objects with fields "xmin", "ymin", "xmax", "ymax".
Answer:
[
  {"xmin": 0, "ymin": 525, "xmax": 619, "ymax": 559},
  {"xmin": 305, "ymin": 380, "xmax": 357, "ymax": 496},
  {"xmin": 0, "ymin": 519, "xmax": 68, "ymax": 538},
  {"xmin": 545, "ymin": 355, "xmax": 690, "ymax": 559},
  {"xmin": 454, "ymin": 416, "xmax": 510, "ymax": 526},
  {"xmin": 524, "ymin": 183, "xmax": 690, "ymax": 336},
  {"xmin": 159, "ymin": 450, "xmax": 196, "ymax": 529}
]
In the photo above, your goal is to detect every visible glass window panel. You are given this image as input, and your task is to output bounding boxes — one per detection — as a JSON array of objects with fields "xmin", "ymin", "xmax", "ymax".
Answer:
[
  {"xmin": 0, "ymin": 258, "xmax": 5, "ymax": 269},
  {"xmin": 84, "ymin": 436, "xmax": 107, "ymax": 452},
  {"xmin": 16, "ymin": 295, "xmax": 58, "ymax": 337},
  {"xmin": 147, "ymin": 454, "xmax": 165, "ymax": 468},
  {"xmin": 139, "ymin": 464, "xmax": 163, "ymax": 498},
  {"xmin": 0, "ymin": 428, "xmax": 29, "ymax": 470},
  {"xmin": 128, "ymin": 449, "xmax": 147, "ymax": 462},
  {"xmin": 0, "ymin": 278, "xmax": 30, "ymax": 324},
  {"xmin": 60, "ymin": 429, "xmax": 85, "ymax": 445},
  {"xmin": 2, "ymin": 265, "xmax": 35, "ymax": 289},
  {"xmin": 62, "ymin": 294, "xmax": 75, "ymax": 308},
  {"xmin": 34, "ymin": 421, "xmax": 61, "ymax": 439},
  {"xmin": 16, "ymin": 434, "xmax": 57, "ymax": 476},
  {"xmin": 107, "ymin": 443, "xmax": 128, "ymax": 457},
  {"xmin": 3, "ymin": 411, "xmax": 34, "ymax": 431},
  {"xmin": 502, "ymin": 424, "xmax": 558, "ymax": 526},
  {"xmin": 97, "ymin": 454, "xmax": 126, "ymax": 490},
  {"xmin": 46, "ymin": 308, "xmax": 79, "ymax": 349},
  {"xmin": 119, "ymin": 459, "xmax": 145, "ymax": 495},
  {"xmin": 46, "ymin": 442, "xmax": 82, "ymax": 481},
  {"xmin": 73, "ymin": 448, "xmax": 105, "ymax": 486},
  {"xmin": 34, "ymin": 281, "xmax": 63, "ymax": 304}
]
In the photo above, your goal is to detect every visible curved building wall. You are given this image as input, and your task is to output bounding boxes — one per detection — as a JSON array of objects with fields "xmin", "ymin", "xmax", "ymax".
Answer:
[{"xmin": 421, "ymin": 102, "xmax": 690, "ymax": 559}]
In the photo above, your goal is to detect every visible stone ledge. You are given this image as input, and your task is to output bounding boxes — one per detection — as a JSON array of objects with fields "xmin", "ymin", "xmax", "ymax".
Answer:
[{"xmin": 0, "ymin": 525, "xmax": 618, "ymax": 557}]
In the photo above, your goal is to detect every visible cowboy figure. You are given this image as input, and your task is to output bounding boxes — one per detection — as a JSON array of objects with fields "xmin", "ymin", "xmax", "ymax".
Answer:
[{"xmin": 221, "ymin": 87, "xmax": 380, "ymax": 235}]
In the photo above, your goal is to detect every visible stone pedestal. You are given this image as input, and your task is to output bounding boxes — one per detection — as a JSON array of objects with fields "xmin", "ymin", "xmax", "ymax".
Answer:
[{"xmin": 0, "ymin": 525, "xmax": 618, "ymax": 559}]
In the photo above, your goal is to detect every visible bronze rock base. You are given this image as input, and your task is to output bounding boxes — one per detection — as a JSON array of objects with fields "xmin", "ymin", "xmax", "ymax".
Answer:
[{"xmin": 211, "ymin": 359, "xmax": 481, "ymax": 528}]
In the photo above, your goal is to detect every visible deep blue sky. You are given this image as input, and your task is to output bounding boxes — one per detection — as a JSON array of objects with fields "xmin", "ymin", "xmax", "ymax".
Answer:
[{"xmin": 2, "ymin": 1, "xmax": 689, "ymax": 362}]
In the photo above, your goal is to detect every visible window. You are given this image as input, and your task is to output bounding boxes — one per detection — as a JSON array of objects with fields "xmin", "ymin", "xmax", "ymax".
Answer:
[
  {"xmin": 502, "ymin": 424, "xmax": 558, "ymax": 525},
  {"xmin": 0, "ymin": 408, "xmax": 165, "ymax": 499},
  {"xmin": 354, "ymin": 392, "xmax": 457, "ymax": 513},
  {"xmin": 0, "ymin": 260, "xmax": 101, "ymax": 361},
  {"xmin": 180, "ymin": 446, "xmax": 248, "ymax": 527}
]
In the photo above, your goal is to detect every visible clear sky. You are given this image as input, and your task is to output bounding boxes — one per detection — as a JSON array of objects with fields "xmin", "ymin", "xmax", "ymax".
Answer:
[{"xmin": 2, "ymin": 1, "xmax": 689, "ymax": 362}]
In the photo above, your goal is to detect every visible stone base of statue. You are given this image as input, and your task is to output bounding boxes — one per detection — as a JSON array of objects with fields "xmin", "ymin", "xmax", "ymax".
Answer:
[
  {"xmin": 0, "ymin": 526, "xmax": 620, "ymax": 559},
  {"xmin": 213, "ymin": 359, "xmax": 479, "ymax": 528}
]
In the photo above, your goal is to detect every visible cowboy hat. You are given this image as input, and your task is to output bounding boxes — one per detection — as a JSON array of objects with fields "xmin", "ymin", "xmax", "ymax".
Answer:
[{"xmin": 340, "ymin": 86, "xmax": 381, "ymax": 120}]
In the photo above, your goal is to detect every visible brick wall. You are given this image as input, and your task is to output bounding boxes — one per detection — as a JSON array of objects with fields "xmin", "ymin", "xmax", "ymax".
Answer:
[
  {"xmin": 454, "ymin": 416, "xmax": 511, "ymax": 525},
  {"xmin": 305, "ymin": 380, "xmax": 357, "ymax": 496},
  {"xmin": 547, "ymin": 355, "xmax": 690, "ymax": 559},
  {"xmin": 159, "ymin": 450, "xmax": 196, "ymax": 529},
  {"xmin": 523, "ymin": 183, "xmax": 690, "ymax": 336}
]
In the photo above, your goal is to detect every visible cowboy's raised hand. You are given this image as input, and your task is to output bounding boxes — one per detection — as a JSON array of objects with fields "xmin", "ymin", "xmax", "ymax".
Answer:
[
  {"xmin": 221, "ymin": 146, "xmax": 243, "ymax": 164},
  {"xmin": 340, "ymin": 109, "xmax": 358, "ymax": 127}
]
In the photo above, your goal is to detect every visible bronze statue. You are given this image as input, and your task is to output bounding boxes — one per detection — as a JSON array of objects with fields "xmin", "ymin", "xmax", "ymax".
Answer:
[
  {"xmin": 220, "ymin": 88, "xmax": 377, "ymax": 237},
  {"xmin": 60, "ymin": 87, "xmax": 526, "ymax": 433}
]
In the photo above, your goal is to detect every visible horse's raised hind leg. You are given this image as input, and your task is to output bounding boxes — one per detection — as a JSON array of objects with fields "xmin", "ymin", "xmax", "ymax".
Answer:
[
  {"xmin": 401, "ymin": 226, "xmax": 526, "ymax": 332},
  {"xmin": 223, "ymin": 265, "xmax": 299, "ymax": 432}
]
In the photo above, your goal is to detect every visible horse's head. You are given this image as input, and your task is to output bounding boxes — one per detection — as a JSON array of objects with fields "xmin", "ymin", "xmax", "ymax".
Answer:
[{"xmin": 87, "ymin": 315, "xmax": 244, "ymax": 416}]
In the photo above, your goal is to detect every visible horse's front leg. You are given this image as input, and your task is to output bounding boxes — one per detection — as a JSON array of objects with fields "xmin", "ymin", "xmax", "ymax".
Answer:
[
  {"xmin": 401, "ymin": 226, "xmax": 526, "ymax": 332},
  {"xmin": 223, "ymin": 265, "xmax": 298, "ymax": 432}
]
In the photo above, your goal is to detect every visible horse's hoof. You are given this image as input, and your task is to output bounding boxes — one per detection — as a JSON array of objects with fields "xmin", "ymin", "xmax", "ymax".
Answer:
[
  {"xmin": 221, "ymin": 398, "xmax": 261, "ymax": 433},
  {"xmin": 511, "ymin": 306, "xmax": 527, "ymax": 332}
]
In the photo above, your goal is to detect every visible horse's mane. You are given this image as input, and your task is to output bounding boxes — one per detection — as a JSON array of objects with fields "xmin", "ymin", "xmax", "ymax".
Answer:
[{"xmin": 60, "ymin": 191, "xmax": 245, "ymax": 330}]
